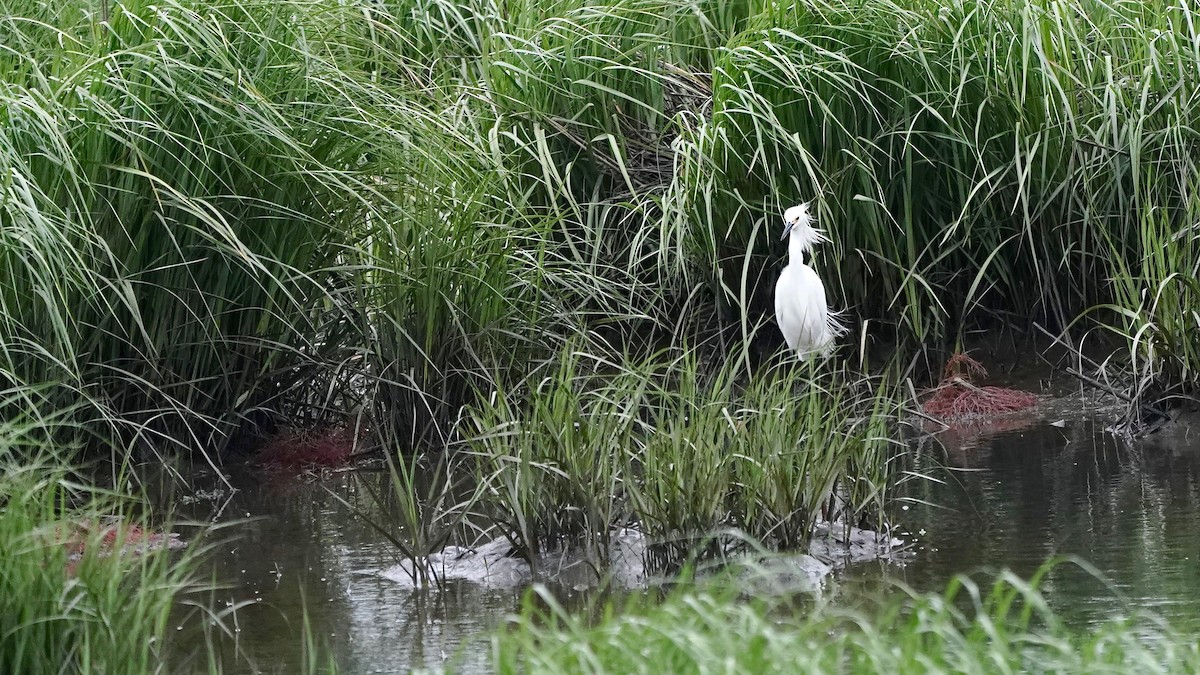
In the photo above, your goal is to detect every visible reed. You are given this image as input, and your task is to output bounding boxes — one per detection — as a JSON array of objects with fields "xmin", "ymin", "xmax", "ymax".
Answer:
[
  {"xmin": 675, "ymin": 0, "xmax": 1200, "ymax": 362},
  {"xmin": 1092, "ymin": 196, "xmax": 1200, "ymax": 402},
  {"xmin": 5, "ymin": 0, "xmax": 1199, "ymax": 463},
  {"xmin": 0, "ymin": 0, "xmax": 393, "ymax": 458}
]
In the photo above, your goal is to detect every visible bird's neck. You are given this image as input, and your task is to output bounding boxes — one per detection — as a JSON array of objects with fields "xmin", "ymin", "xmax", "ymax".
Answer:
[
  {"xmin": 787, "ymin": 224, "xmax": 824, "ymax": 266},
  {"xmin": 788, "ymin": 232, "xmax": 810, "ymax": 266}
]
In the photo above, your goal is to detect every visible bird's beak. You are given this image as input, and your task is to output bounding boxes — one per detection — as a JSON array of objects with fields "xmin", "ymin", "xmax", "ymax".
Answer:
[{"xmin": 781, "ymin": 219, "xmax": 793, "ymax": 240}]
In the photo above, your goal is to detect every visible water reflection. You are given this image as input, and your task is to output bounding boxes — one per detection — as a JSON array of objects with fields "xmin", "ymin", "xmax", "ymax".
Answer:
[
  {"xmin": 866, "ymin": 416, "xmax": 1200, "ymax": 630},
  {"xmin": 173, "ymin": 471, "xmax": 520, "ymax": 674}
]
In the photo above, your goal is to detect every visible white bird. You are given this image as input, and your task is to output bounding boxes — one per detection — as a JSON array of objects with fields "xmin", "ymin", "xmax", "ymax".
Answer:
[{"xmin": 774, "ymin": 202, "xmax": 844, "ymax": 358}]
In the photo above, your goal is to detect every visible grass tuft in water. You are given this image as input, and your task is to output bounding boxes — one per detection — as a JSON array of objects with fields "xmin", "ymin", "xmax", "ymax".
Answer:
[{"xmin": 465, "ymin": 344, "xmax": 897, "ymax": 568}]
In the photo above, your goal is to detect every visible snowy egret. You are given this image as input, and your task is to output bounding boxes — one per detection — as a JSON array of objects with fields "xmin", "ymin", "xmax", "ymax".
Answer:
[{"xmin": 774, "ymin": 202, "xmax": 844, "ymax": 358}]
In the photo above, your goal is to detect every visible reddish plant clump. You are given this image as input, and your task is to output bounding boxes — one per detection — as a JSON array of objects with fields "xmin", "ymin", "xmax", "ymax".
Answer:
[
  {"xmin": 55, "ymin": 518, "xmax": 186, "ymax": 576},
  {"xmin": 923, "ymin": 353, "xmax": 1039, "ymax": 421},
  {"xmin": 256, "ymin": 427, "xmax": 358, "ymax": 472}
]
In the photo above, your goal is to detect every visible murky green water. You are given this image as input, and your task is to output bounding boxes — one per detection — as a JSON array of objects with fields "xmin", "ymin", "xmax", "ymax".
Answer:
[
  {"xmin": 170, "ymin": 471, "xmax": 522, "ymax": 674},
  {"xmin": 173, "ymin": 410, "xmax": 1200, "ymax": 673},
  {"xmin": 867, "ymin": 415, "xmax": 1200, "ymax": 630}
]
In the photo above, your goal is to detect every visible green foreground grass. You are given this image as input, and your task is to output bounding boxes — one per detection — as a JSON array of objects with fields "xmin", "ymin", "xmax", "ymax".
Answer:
[
  {"xmin": 0, "ymin": 421, "xmax": 182, "ymax": 673},
  {"xmin": 493, "ymin": 564, "xmax": 1200, "ymax": 674}
]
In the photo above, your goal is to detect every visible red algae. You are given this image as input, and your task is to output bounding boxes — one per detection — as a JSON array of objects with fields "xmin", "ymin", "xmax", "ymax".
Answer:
[
  {"xmin": 255, "ymin": 427, "xmax": 359, "ymax": 472},
  {"xmin": 923, "ymin": 353, "xmax": 1039, "ymax": 421}
]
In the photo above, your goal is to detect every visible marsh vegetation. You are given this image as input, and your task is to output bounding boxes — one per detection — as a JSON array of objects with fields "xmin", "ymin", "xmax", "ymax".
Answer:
[{"xmin": 3, "ymin": 0, "xmax": 1200, "ymax": 669}]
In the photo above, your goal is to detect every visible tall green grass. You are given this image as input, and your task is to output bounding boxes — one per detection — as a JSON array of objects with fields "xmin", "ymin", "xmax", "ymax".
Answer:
[
  {"xmin": 5, "ymin": 0, "xmax": 1199, "ymax": 455},
  {"xmin": 1094, "ymin": 196, "xmax": 1200, "ymax": 403},
  {"xmin": 0, "ymin": 0, "xmax": 389, "ymax": 456},
  {"xmin": 679, "ymin": 0, "xmax": 1200, "ymax": 360}
]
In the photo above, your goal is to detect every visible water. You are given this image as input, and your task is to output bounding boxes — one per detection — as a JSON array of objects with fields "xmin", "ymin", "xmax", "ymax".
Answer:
[
  {"xmin": 170, "ymin": 471, "xmax": 522, "ymax": 674},
  {"xmin": 869, "ymin": 414, "xmax": 1200, "ymax": 630},
  {"xmin": 172, "ymin": 409, "xmax": 1200, "ymax": 673}
]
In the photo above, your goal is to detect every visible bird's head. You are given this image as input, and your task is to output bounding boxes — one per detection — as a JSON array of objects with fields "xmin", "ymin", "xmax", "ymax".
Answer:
[{"xmin": 781, "ymin": 202, "xmax": 827, "ymax": 251}]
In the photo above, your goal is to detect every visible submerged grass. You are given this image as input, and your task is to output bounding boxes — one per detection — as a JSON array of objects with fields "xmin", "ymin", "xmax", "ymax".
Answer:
[{"xmin": 494, "ymin": 562, "xmax": 1200, "ymax": 673}]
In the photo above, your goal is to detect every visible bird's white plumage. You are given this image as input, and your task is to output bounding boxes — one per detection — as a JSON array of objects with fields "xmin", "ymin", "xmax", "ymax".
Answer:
[
  {"xmin": 775, "ymin": 202, "xmax": 844, "ymax": 358},
  {"xmin": 775, "ymin": 263, "xmax": 834, "ymax": 352}
]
